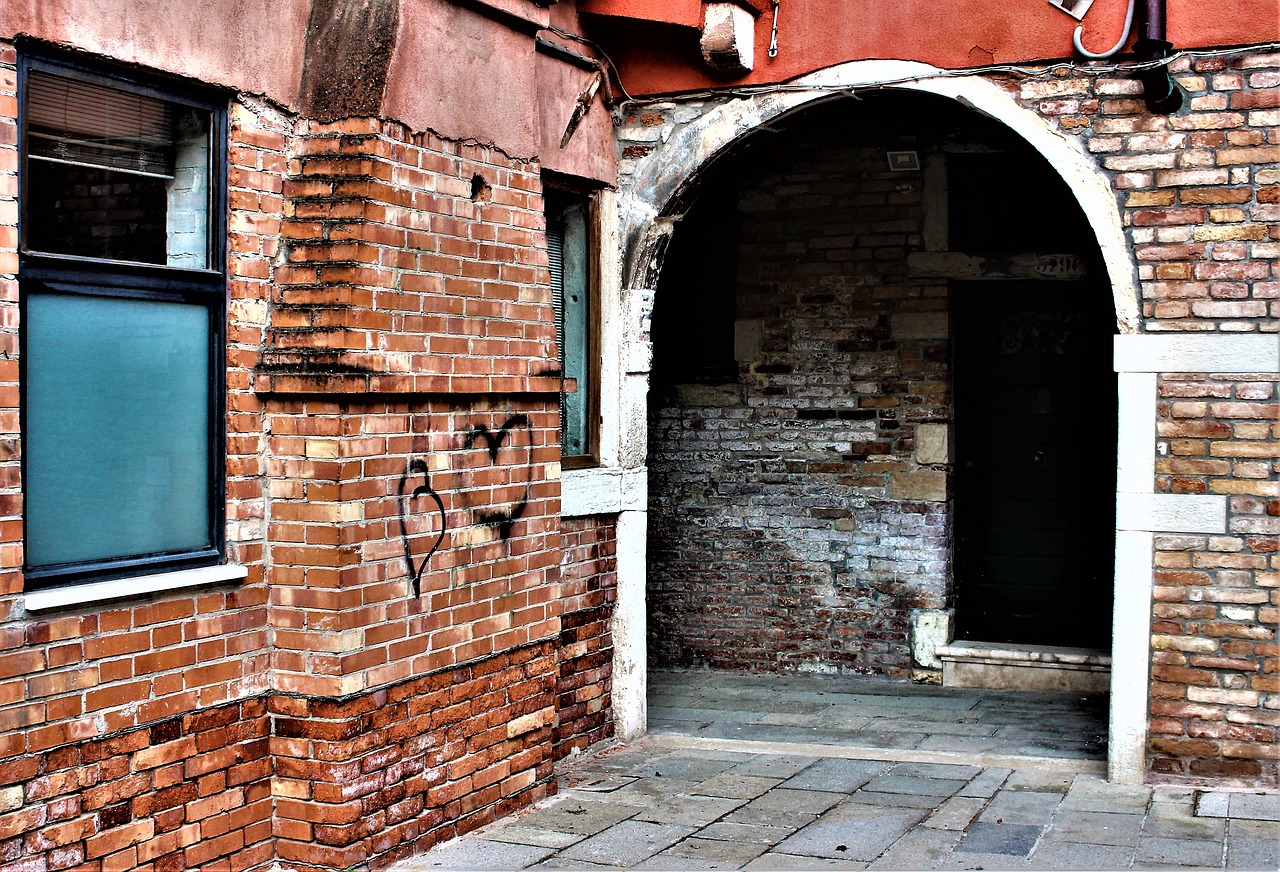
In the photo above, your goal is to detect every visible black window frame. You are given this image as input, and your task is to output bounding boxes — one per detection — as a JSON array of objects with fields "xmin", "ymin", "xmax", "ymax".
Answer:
[{"xmin": 17, "ymin": 47, "xmax": 230, "ymax": 591}]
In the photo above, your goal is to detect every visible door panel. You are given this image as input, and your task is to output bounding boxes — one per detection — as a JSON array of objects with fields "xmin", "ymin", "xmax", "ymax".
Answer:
[{"xmin": 953, "ymin": 280, "xmax": 1117, "ymax": 648}]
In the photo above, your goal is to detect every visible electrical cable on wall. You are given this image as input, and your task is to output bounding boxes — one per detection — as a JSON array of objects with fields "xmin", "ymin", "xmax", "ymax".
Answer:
[
  {"xmin": 769, "ymin": 0, "xmax": 781, "ymax": 59},
  {"xmin": 614, "ymin": 41, "xmax": 1278, "ymax": 108},
  {"xmin": 1074, "ymin": 0, "xmax": 1136, "ymax": 59}
]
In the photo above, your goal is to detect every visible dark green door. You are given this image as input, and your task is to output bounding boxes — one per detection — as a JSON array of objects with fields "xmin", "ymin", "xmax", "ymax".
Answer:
[{"xmin": 952, "ymin": 280, "xmax": 1116, "ymax": 649}]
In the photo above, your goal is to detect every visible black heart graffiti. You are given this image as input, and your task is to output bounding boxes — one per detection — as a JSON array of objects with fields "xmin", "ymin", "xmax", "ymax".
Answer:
[
  {"xmin": 397, "ymin": 457, "xmax": 447, "ymax": 598},
  {"xmin": 460, "ymin": 414, "xmax": 532, "ymax": 542}
]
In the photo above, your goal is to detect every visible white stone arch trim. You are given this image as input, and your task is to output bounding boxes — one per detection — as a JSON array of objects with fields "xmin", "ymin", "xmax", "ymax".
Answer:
[
  {"xmin": 619, "ymin": 59, "xmax": 1141, "ymax": 334},
  {"xmin": 603, "ymin": 59, "xmax": 1147, "ymax": 761}
]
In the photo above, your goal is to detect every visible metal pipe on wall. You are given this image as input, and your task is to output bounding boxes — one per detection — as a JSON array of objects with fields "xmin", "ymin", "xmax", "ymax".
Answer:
[{"xmin": 1135, "ymin": 0, "xmax": 1183, "ymax": 113}]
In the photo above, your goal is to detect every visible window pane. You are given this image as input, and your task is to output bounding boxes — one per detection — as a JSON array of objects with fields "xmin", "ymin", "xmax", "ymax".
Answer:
[
  {"xmin": 25, "ymin": 293, "xmax": 212, "ymax": 569},
  {"xmin": 25, "ymin": 69, "xmax": 212, "ymax": 268},
  {"xmin": 548, "ymin": 195, "xmax": 591, "ymax": 458}
]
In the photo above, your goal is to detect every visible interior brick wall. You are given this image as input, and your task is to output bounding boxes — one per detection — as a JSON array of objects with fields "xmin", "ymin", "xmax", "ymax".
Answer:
[{"xmin": 647, "ymin": 113, "xmax": 952, "ymax": 677}]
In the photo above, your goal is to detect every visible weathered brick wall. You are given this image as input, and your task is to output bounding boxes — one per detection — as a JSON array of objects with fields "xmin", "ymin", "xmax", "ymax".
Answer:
[
  {"xmin": 258, "ymin": 118, "xmax": 555, "ymax": 395},
  {"xmin": 0, "ymin": 83, "xmax": 277, "ymax": 872},
  {"xmin": 1149, "ymin": 374, "xmax": 1277, "ymax": 784},
  {"xmin": 554, "ymin": 516, "xmax": 617, "ymax": 760},
  {"xmin": 270, "ymin": 642, "xmax": 557, "ymax": 870},
  {"xmin": 252, "ymin": 116, "xmax": 571, "ymax": 865},
  {"xmin": 647, "ymin": 109, "xmax": 952, "ymax": 677},
  {"xmin": 1, "ymin": 699, "xmax": 272, "ymax": 871},
  {"xmin": 1013, "ymin": 52, "xmax": 1278, "ymax": 787}
]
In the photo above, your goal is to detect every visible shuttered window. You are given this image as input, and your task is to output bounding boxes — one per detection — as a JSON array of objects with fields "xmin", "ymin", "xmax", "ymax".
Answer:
[{"xmin": 545, "ymin": 189, "xmax": 594, "ymax": 461}]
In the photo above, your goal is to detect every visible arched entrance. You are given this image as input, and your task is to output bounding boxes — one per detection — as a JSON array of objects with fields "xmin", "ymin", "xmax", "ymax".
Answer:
[{"xmin": 609, "ymin": 60, "xmax": 1147, "ymax": 782}]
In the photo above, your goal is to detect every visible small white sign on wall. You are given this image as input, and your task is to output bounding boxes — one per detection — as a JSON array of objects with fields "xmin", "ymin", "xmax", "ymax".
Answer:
[{"xmin": 1048, "ymin": 0, "xmax": 1096, "ymax": 20}]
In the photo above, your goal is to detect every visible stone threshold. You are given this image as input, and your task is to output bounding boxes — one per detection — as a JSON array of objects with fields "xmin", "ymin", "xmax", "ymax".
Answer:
[
  {"xmin": 937, "ymin": 641, "xmax": 1111, "ymax": 693},
  {"xmin": 648, "ymin": 731, "xmax": 1107, "ymax": 775}
]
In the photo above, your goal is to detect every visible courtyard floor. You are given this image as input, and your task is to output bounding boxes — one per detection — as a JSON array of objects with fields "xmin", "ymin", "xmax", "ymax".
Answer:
[{"xmin": 402, "ymin": 670, "xmax": 1279, "ymax": 870}]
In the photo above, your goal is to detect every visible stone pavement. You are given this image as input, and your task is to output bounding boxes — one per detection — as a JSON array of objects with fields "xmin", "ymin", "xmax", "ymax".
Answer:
[
  {"xmin": 403, "ymin": 739, "xmax": 1280, "ymax": 871},
  {"xmin": 646, "ymin": 670, "xmax": 1109, "ymax": 766}
]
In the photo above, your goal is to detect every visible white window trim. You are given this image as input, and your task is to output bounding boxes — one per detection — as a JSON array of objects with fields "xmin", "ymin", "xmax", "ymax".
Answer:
[{"xmin": 23, "ymin": 563, "xmax": 247, "ymax": 613}]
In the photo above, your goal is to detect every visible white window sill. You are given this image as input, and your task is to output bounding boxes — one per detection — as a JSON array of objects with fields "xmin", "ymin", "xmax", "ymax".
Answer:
[
  {"xmin": 561, "ymin": 466, "xmax": 647, "ymax": 517},
  {"xmin": 23, "ymin": 563, "xmax": 249, "ymax": 612}
]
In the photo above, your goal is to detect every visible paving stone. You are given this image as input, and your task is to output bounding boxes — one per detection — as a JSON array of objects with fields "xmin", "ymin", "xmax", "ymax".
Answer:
[
  {"xmin": 632, "ymin": 856, "xmax": 734, "ymax": 870},
  {"xmin": 1001, "ymin": 770, "xmax": 1074, "ymax": 793},
  {"xmin": 1194, "ymin": 790, "xmax": 1231, "ymax": 818},
  {"xmin": 643, "ymin": 753, "xmax": 746, "ymax": 782},
  {"xmin": 633, "ymin": 794, "xmax": 746, "ymax": 826},
  {"xmin": 1227, "ymin": 792, "xmax": 1280, "ymax": 822},
  {"xmin": 482, "ymin": 825, "xmax": 586, "ymax": 850},
  {"xmin": 863, "ymin": 775, "xmax": 968, "ymax": 798},
  {"xmin": 655, "ymin": 836, "xmax": 768, "ymax": 866},
  {"xmin": 1228, "ymin": 818, "xmax": 1279, "ymax": 838},
  {"xmin": 978, "ymin": 790, "xmax": 1063, "ymax": 826},
  {"xmin": 698, "ymin": 820, "xmax": 798, "ymax": 846},
  {"xmin": 530, "ymin": 859, "xmax": 618, "ymax": 870},
  {"xmin": 1061, "ymin": 773, "xmax": 1151, "ymax": 814},
  {"xmin": 1030, "ymin": 839, "xmax": 1136, "ymax": 870},
  {"xmin": 726, "ymin": 788, "xmax": 847, "ymax": 827},
  {"xmin": 783, "ymin": 759, "xmax": 892, "ymax": 793},
  {"xmin": 743, "ymin": 851, "xmax": 869, "ymax": 869},
  {"xmin": 563, "ymin": 773, "xmax": 639, "ymax": 793},
  {"xmin": 725, "ymin": 755, "xmax": 821, "ymax": 779},
  {"xmin": 958, "ymin": 767, "xmax": 1011, "ymax": 798},
  {"xmin": 602, "ymin": 778, "xmax": 703, "ymax": 808},
  {"xmin": 758, "ymin": 712, "xmax": 830, "ymax": 727},
  {"xmin": 1226, "ymin": 833, "xmax": 1279, "ymax": 870},
  {"xmin": 414, "ymin": 837, "xmax": 555, "ymax": 869},
  {"xmin": 517, "ymin": 797, "xmax": 643, "ymax": 836},
  {"xmin": 923, "ymin": 795, "xmax": 986, "ymax": 831},
  {"xmin": 1134, "ymin": 835, "xmax": 1225, "ymax": 868},
  {"xmin": 847, "ymin": 789, "xmax": 944, "ymax": 809},
  {"xmin": 774, "ymin": 803, "xmax": 926, "ymax": 861},
  {"xmin": 558, "ymin": 820, "xmax": 696, "ymax": 867},
  {"xmin": 934, "ymin": 849, "xmax": 1032, "ymax": 869},
  {"xmin": 954, "ymin": 821, "xmax": 1043, "ymax": 857},
  {"xmin": 889, "ymin": 762, "xmax": 982, "ymax": 781},
  {"xmin": 692, "ymin": 773, "xmax": 783, "ymax": 799},
  {"xmin": 1145, "ymin": 801, "xmax": 1226, "ymax": 840},
  {"xmin": 1045, "ymin": 810, "xmax": 1145, "ymax": 846},
  {"xmin": 866, "ymin": 823, "xmax": 963, "ymax": 869}
]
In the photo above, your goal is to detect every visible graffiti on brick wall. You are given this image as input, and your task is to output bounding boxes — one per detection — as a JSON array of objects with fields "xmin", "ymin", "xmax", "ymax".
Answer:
[
  {"xmin": 397, "ymin": 413, "xmax": 535, "ymax": 596},
  {"xmin": 397, "ymin": 458, "xmax": 447, "ymax": 597},
  {"xmin": 459, "ymin": 414, "xmax": 533, "ymax": 541}
]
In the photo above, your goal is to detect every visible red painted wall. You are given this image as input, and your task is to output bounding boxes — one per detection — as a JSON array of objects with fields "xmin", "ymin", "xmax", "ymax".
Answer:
[{"xmin": 582, "ymin": 0, "xmax": 1280, "ymax": 96}]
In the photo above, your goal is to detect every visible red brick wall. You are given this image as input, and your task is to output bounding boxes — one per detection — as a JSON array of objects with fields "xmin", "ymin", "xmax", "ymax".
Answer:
[
  {"xmin": 554, "ymin": 517, "xmax": 617, "ymax": 760},
  {"xmin": 1, "ymin": 699, "xmax": 272, "ymax": 871},
  {"xmin": 1149, "ymin": 373, "xmax": 1278, "ymax": 785},
  {"xmin": 0, "ymin": 40, "xmax": 621, "ymax": 869},
  {"xmin": 270, "ymin": 643, "xmax": 558, "ymax": 870}
]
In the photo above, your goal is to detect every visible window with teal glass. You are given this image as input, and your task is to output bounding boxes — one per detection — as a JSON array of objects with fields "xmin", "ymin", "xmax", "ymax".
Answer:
[
  {"xmin": 19, "ymin": 52, "xmax": 226, "ymax": 590},
  {"xmin": 546, "ymin": 189, "xmax": 596, "ymax": 463}
]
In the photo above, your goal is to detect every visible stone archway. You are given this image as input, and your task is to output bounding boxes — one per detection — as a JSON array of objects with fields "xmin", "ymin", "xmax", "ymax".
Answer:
[{"xmin": 608, "ymin": 59, "xmax": 1146, "ymax": 782}]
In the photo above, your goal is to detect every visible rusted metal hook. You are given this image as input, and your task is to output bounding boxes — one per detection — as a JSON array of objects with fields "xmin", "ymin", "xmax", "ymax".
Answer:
[{"xmin": 1074, "ymin": 0, "xmax": 1136, "ymax": 59}]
